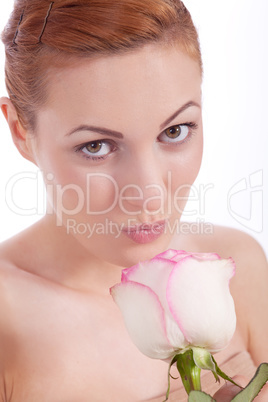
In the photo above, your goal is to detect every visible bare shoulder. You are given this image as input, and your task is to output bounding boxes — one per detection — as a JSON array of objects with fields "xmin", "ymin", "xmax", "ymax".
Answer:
[
  {"xmin": 0, "ymin": 237, "xmax": 63, "ymax": 398},
  {"xmin": 180, "ymin": 224, "xmax": 268, "ymax": 297},
  {"xmin": 206, "ymin": 225, "xmax": 267, "ymax": 261},
  {"xmin": 176, "ymin": 223, "xmax": 268, "ymax": 364},
  {"xmin": 0, "ymin": 243, "xmax": 25, "ymax": 393},
  {"xmin": 0, "ymin": 240, "xmax": 21, "ymax": 306},
  {"xmin": 181, "ymin": 223, "xmax": 266, "ymax": 260},
  {"xmin": 0, "ymin": 236, "xmax": 32, "ymax": 292},
  {"xmin": 0, "ymin": 221, "xmax": 49, "ymax": 285},
  {"xmin": 214, "ymin": 227, "xmax": 268, "ymax": 365},
  {"xmin": 191, "ymin": 225, "xmax": 268, "ymax": 364},
  {"xmin": 0, "ymin": 235, "xmax": 44, "ymax": 342},
  {"xmin": 0, "ymin": 239, "xmax": 30, "ymax": 331},
  {"xmin": 202, "ymin": 226, "xmax": 268, "ymax": 304}
]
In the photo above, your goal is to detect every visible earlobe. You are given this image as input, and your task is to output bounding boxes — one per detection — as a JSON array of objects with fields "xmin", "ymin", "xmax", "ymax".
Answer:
[{"xmin": 0, "ymin": 96, "xmax": 37, "ymax": 165}]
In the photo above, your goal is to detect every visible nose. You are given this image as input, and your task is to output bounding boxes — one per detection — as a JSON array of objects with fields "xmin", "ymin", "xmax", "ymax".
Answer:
[{"xmin": 118, "ymin": 152, "xmax": 167, "ymax": 217}]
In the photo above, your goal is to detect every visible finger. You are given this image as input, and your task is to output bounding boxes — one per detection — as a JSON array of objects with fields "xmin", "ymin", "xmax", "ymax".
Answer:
[
  {"xmin": 213, "ymin": 383, "xmax": 242, "ymax": 401},
  {"xmin": 213, "ymin": 376, "xmax": 248, "ymax": 402}
]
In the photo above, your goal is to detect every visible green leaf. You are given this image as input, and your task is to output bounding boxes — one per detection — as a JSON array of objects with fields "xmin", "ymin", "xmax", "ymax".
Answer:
[
  {"xmin": 231, "ymin": 363, "xmax": 268, "ymax": 401},
  {"xmin": 211, "ymin": 355, "xmax": 242, "ymax": 388},
  {"xmin": 188, "ymin": 390, "xmax": 216, "ymax": 401},
  {"xmin": 164, "ymin": 354, "xmax": 180, "ymax": 401}
]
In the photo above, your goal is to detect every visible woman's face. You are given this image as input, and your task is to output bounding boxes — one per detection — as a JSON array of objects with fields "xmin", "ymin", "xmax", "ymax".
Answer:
[{"xmin": 31, "ymin": 43, "xmax": 203, "ymax": 266}]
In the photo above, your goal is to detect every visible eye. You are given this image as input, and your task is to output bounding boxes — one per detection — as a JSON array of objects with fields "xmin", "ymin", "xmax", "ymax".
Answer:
[
  {"xmin": 78, "ymin": 140, "xmax": 116, "ymax": 159},
  {"xmin": 158, "ymin": 124, "xmax": 193, "ymax": 144}
]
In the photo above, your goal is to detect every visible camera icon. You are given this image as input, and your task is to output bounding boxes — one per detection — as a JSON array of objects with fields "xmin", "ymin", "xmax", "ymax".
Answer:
[{"xmin": 227, "ymin": 170, "xmax": 263, "ymax": 233}]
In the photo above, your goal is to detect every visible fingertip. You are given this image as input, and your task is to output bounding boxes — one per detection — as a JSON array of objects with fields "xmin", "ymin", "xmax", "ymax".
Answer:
[{"xmin": 213, "ymin": 381, "xmax": 244, "ymax": 401}]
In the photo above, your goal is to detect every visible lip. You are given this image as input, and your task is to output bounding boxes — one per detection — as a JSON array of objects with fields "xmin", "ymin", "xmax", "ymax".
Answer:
[{"xmin": 121, "ymin": 220, "xmax": 167, "ymax": 244}]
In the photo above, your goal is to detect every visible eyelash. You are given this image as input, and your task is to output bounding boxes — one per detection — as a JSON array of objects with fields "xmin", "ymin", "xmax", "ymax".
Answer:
[
  {"xmin": 158, "ymin": 122, "xmax": 198, "ymax": 146},
  {"xmin": 75, "ymin": 140, "xmax": 117, "ymax": 161},
  {"xmin": 75, "ymin": 122, "xmax": 198, "ymax": 161}
]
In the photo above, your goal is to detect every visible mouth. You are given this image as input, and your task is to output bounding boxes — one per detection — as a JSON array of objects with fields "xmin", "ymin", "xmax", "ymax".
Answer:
[{"xmin": 121, "ymin": 220, "xmax": 167, "ymax": 244}]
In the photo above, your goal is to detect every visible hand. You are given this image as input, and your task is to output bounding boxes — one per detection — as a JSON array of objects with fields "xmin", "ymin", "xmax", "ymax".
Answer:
[
  {"xmin": 212, "ymin": 376, "xmax": 247, "ymax": 401},
  {"xmin": 213, "ymin": 375, "xmax": 268, "ymax": 401}
]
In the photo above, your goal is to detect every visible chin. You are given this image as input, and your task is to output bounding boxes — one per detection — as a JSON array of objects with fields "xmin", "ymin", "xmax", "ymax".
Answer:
[{"xmin": 96, "ymin": 235, "xmax": 173, "ymax": 268}]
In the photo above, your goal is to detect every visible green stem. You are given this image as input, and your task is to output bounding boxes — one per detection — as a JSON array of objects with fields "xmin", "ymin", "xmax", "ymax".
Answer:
[
  {"xmin": 176, "ymin": 350, "xmax": 201, "ymax": 394},
  {"xmin": 190, "ymin": 364, "xmax": 201, "ymax": 391}
]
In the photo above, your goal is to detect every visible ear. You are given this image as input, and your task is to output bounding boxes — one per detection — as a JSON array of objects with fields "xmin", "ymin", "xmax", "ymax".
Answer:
[{"xmin": 0, "ymin": 97, "xmax": 37, "ymax": 165}]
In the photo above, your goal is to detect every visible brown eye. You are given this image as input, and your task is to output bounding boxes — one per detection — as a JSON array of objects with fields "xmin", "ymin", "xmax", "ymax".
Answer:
[
  {"xmin": 165, "ymin": 125, "xmax": 182, "ymax": 139},
  {"xmin": 85, "ymin": 141, "xmax": 102, "ymax": 153},
  {"xmin": 80, "ymin": 140, "xmax": 115, "ymax": 159},
  {"xmin": 158, "ymin": 124, "xmax": 190, "ymax": 144}
]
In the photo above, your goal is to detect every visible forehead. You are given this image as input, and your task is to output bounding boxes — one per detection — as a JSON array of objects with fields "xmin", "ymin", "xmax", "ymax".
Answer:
[{"xmin": 39, "ymin": 44, "xmax": 202, "ymax": 129}]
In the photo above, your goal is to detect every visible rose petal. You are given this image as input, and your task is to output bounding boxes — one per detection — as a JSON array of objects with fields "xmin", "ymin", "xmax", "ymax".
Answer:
[
  {"xmin": 122, "ymin": 258, "xmax": 187, "ymax": 350},
  {"xmin": 167, "ymin": 256, "xmax": 236, "ymax": 352},
  {"xmin": 156, "ymin": 249, "xmax": 191, "ymax": 262},
  {"xmin": 191, "ymin": 252, "xmax": 221, "ymax": 261},
  {"xmin": 156, "ymin": 249, "xmax": 220, "ymax": 262},
  {"xmin": 110, "ymin": 281, "xmax": 175, "ymax": 359},
  {"xmin": 122, "ymin": 258, "xmax": 175, "ymax": 296}
]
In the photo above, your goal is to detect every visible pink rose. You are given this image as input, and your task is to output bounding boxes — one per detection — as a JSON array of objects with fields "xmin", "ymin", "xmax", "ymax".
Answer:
[{"xmin": 110, "ymin": 249, "xmax": 236, "ymax": 360}]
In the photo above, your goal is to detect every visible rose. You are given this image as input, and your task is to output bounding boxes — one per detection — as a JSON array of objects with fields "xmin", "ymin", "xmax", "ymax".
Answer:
[
  {"xmin": 111, "ymin": 250, "xmax": 268, "ymax": 400},
  {"xmin": 110, "ymin": 249, "xmax": 236, "ymax": 361}
]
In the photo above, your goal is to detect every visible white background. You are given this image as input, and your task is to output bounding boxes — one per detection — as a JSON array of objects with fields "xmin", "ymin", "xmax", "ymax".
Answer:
[{"xmin": 0, "ymin": 0, "xmax": 267, "ymax": 257}]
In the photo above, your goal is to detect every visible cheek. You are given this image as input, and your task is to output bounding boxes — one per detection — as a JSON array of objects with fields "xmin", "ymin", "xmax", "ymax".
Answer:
[
  {"xmin": 36, "ymin": 144, "xmax": 117, "ymax": 217},
  {"xmin": 167, "ymin": 136, "xmax": 203, "ymax": 213},
  {"xmin": 170, "ymin": 136, "xmax": 203, "ymax": 186},
  {"xmin": 86, "ymin": 174, "xmax": 119, "ymax": 214},
  {"xmin": 45, "ymin": 171, "xmax": 118, "ymax": 219}
]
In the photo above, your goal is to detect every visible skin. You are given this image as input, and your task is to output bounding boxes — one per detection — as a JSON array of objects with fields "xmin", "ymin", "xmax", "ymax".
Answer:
[{"xmin": 0, "ymin": 43, "xmax": 267, "ymax": 401}]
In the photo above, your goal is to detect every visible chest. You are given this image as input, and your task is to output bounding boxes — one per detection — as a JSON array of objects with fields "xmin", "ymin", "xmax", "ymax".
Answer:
[
  {"xmin": 6, "ymin": 291, "xmax": 169, "ymax": 401},
  {"xmin": 7, "ymin": 288, "xmax": 247, "ymax": 402}
]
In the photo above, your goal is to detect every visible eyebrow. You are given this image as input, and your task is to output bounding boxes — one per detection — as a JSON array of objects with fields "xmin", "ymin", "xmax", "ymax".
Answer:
[
  {"xmin": 66, "ymin": 100, "xmax": 200, "ymax": 138},
  {"xmin": 159, "ymin": 101, "xmax": 200, "ymax": 130},
  {"xmin": 66, "ymin": 125, "xmax": 124, "ymax": 139}
]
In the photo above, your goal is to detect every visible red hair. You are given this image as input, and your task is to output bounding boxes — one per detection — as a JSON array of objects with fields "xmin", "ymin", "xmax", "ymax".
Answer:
[{"xmin": 2, "ymin": 0, "xmax": 202, "ymax": 130}]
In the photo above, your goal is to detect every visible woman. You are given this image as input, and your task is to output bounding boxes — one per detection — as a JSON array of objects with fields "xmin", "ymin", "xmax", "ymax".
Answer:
[{"xmin": 0, "ymin": 0, "xmax": 267, "ymax": 400}]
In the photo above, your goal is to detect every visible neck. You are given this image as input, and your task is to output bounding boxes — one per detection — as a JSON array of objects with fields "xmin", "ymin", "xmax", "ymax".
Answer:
[{"xmin": 23, "ymin": 214, "xmax": 125, "ymax": 295}]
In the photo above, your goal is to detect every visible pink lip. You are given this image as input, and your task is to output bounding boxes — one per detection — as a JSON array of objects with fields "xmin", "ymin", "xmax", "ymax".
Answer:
[{"xmin": 122, "ymin": 220, "xmax": 166, "ymax": 244}]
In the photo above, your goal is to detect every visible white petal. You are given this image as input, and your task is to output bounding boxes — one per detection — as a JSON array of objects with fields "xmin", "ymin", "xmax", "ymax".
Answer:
[
  {"xmin": 165, "ymin": 314, "xmax": 188, "ymax": 350},
  {"xmin": 152, "ymin": 249, "xmax": 220, "ymax": 263},
  {"xmin": 156, "ymin": 249, "xmax": 185, "ymax": 260},
  {"xmin": 121, "ymin": 258, "xmax": 187, "ymax": 348},
  {"xmin": 167, "ymin": 256, "xmax": 236, "ymax": 352},
  {"xmin": 111, "ymin": 281, "xmax": 175, "ymax": 359},
  {"xmin": 156, "ymin": 249, "xmax": 190, "ymax": 262},
  {"xmin": 122, "ymin": 258, "xmax": 175, "ymax": 305},
  {"xmin": 191, "ymin": 252, "xmax": 220, "ymax": 261}
]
